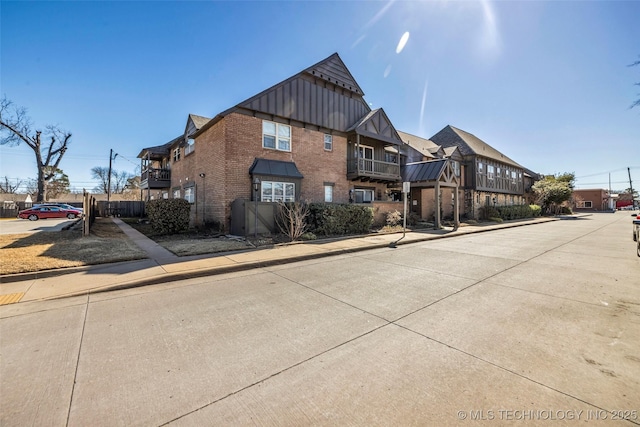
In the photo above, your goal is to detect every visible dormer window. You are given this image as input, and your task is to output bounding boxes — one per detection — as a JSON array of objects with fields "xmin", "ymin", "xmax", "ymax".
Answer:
[{"xmin": 185, "ymin": 138, "xmax": 195, "ymax": 156}]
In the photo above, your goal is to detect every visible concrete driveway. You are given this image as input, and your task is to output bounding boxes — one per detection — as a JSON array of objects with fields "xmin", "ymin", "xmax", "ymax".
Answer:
[{"xmin": 0, "ymin": 218, "xmax": 79, "ymax": 235}]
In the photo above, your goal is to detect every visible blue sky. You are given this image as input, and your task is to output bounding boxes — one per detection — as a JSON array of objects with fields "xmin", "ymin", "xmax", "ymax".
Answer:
[{"xmin": 1, "ymin": 0, "xmax": 639, "ymax": 192}]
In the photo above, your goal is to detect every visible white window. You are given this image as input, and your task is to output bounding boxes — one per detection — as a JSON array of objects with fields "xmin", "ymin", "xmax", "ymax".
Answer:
[
  {"xmin": 452, "ymin": 160, "xmax": 461, "ymax": 177},
  {"xmin": 487, "ymin": 165, "xmax": 495, "ymax": 180},
  {"xmin": 185, "ymin": 138, "xmax": 195, "ymax": 156},
  {"xmin": 324, "ymin": 185, "xmax": 333, "ymax": 202},
  {"xmin": 173, "ymin": 148, "xmax": 181, "ymax": 162},
  {"xmin": 354, "ymin": 189, "xmax": 374, "ymax": 203},
  {"xmin": 173, "ymin": 189, "xmax": 181, "ymax": 199},
  {"xmin": 324, "ymin": 134, "xmax": 333, "ymax": 151},
  {"xmin": 162, "ymin": 192, "xmax": 169, "ymax": 199},
  {"xmin": 184, "ymin": 187, "xmax": 195, "ymax": 203},
  {"xmin": 261, "ymin": 181, "xmax": 295, "ymax": 202},
  {"xmin": 262, "ymin": 121, "xmax": 291, "ymax": 151}
]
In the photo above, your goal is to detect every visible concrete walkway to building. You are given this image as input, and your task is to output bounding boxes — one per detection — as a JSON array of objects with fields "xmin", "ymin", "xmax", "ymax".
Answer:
[{"xmin": 0, "ymin": 216, "xmax": 561, "ymax": 304}]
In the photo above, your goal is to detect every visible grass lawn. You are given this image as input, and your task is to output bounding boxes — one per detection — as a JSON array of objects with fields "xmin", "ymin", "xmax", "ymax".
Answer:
[
  {"xmin": 121, "ymin": 218, "xmax": 253, "ymax": 256},
  {"xmin": 0, "ymin": 218, "xmax": 147, "ymax": 275}
]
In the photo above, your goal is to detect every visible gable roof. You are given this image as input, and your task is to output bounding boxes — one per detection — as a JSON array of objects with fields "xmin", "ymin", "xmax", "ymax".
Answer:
[
  {"xmin": 347, "ymin": 108, "xmax": 403, "ymax": 146},
  {"xmin": 193, "ymin": 53, "xmax": 371, "ymax": 137},
  {"xmin": 430, "ymin": 125, "xmax": 522, "ymax": 168},
  {"xmin": 184, "ymin": 113, "xmax": 210, "ymax": 141},
  {"xmin": 137, "ymin": 135, "xmax": 182, "ymax": 159},
  {"xmin": 188, "ymin": 114, "xmax": 210, "ymax": 132},
  {"xmin": 397, "ymin": 130, "xmax": 439, "ymax": 159}
]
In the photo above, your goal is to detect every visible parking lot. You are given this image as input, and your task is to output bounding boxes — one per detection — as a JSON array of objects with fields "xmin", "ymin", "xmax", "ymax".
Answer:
[{"xmin": 0, "ymin": 218, "xmax": 80, "ymax": 235}]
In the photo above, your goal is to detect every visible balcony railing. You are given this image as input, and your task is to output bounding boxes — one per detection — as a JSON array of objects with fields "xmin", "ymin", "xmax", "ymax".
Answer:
[
  {"xmin": 347, "ymin": 158, "xmax": 401, "ymax": 181},
  {"xmin": 141, "ymin": 168, "xmax": 171, "ymax": 189}
]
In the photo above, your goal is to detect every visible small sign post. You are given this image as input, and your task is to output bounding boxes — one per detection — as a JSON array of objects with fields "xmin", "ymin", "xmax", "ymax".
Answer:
[{"xmin": 390, "ymin": 182, "xmax": 410, "ymax": 248}]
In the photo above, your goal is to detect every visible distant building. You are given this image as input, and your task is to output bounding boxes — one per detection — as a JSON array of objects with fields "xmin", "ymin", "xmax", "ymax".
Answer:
[{"xmin": 572, "ymin": 189, "xmax": 612, "ymax": 211}]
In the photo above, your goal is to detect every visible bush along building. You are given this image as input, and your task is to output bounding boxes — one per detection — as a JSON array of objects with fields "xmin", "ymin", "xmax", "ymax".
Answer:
[{"xmin": 138, "ymin": 53, "xmax": 539, "ymax": 234}]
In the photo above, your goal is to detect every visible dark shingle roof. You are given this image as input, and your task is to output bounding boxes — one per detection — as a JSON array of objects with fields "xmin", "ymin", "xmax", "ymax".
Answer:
[
  {"xmin": 430, "ymin": 125, "xmax": 522, "ymax": 168},
  {"xmin": 137, "ymin": 135, "xmax": 182, "ymax": 159}
]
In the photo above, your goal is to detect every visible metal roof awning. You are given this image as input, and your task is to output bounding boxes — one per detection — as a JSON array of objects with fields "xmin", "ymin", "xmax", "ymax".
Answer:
[
  {"xmin": 401, "ymin": 159, "xmax": 447, "ymax": 183},
  {"xmin": 249, "ymin": 158, "xmax": 304, "ymax": 179}
]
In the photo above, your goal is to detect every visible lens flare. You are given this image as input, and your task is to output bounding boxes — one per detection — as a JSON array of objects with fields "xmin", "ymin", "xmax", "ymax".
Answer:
[{"xmin": 396, "ymin": 31, "xmax": 410, "ymax": 54}]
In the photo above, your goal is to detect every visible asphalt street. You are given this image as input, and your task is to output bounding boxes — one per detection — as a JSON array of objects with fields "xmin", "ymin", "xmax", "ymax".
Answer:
[
  {"xmin": 0, "ymin": 217, "xmax": 78, "ymax": 235},
  {"xmin": 1, "ymin": 213, "xmax": 638, "ymax": 426}
]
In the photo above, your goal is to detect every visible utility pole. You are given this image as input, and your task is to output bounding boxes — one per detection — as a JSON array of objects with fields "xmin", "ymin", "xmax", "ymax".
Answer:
[
  {"xmin": 107, "ymin": 149, "xmax": 119, "ymax": 202},
  {"xmin": 629, "ymin": 167, "xmax": 636, "ymax": 208}
]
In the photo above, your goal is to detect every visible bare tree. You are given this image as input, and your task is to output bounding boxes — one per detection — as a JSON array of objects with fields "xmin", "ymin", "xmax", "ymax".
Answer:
[
  {"xmin": 91, "ymin": 166, "xmax": 110, "ymax": 193},
  {"xmin": 0, "ymin": 176, "xmax": 21, "ymax": 193},
  {"xmin": 275, "ymin": 201, "xmax": 309, "ymax": 242},
  {"xmin": 91, "ymin": 166, "xmax": 134, "ymax": 194},
  {"xmin": 0, "ymin": 97, "xmax": 71, "ymax": 202}
]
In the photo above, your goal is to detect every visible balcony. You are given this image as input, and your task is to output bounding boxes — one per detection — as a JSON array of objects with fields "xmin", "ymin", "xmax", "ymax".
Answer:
[
  {"xmin": 347, "ymin": 158, "xmax": 401, "ymax": 182},
  {"xmin": 141, "ymin": 168, "xmax": 171, "ymax": 189}
]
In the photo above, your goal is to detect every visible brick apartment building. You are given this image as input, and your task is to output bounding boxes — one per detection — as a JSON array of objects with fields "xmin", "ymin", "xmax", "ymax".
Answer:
[{"xmin": 138, "ymin": 53, "xmax": 537, "ymax": 232}]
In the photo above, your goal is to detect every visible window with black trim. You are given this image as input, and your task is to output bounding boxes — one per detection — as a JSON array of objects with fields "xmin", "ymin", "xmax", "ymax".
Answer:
[
  {"xmin": 354, "ymin": 189, "xmax": 374, "ymax": 203},
  {"xmin": 261, "ymin": 181, "xmax": 295, "ymax": 202}
]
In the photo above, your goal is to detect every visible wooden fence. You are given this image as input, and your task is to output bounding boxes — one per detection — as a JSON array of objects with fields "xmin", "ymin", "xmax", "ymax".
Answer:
[{"xmin": 95, "ymin": 201, "xmax": 145, "ymax": 218}]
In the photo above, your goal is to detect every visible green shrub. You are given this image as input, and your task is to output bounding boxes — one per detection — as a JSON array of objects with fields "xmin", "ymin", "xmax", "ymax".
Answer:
[
  {"xmin": 489, "ymin": 217, "xmax": 504, "ymax": 223},
  {"xmin": 480, "ymin": 206, "xmax": 500, "ymax": 220},
  {"xmin": 146, "ymin": 199, "xmax": 191, "ymax": 234},
  {"xmin": 301, "ymin": 232, "xmax": 317, "ymax": 241},
  {"xmin": 560, "ymin": 206, "xmax": 573, "ymax": 214},
  {"xmin": 307, "ymin": 203, "xmax": 373, "ymax": 236},
  {"xmin": 529, "ymin": 204, "xmax": 542, "ymax": 217},
  {"xmin": 483, "ymin": 204, "xmax": 541, "ymax": 221}
]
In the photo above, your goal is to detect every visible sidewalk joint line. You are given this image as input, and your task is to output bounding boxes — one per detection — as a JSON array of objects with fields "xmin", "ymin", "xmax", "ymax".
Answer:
[{"xmin": 65, "ymin": 293, "xmax": 90, "ymax": 427}]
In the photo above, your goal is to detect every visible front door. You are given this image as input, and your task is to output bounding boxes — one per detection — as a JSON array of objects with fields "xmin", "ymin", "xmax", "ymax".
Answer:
[{"xmin": 357, "ymin": 145, "xmax": 374, "ymax": 172}]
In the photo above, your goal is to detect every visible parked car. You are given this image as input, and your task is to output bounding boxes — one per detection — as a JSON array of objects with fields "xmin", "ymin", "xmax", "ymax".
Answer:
[
  {"xmin": 34, "ymin": 203, "xmax": 84, "ymax": 213},
  {"xmin": 634, "ymin": 215, "xmax": 640, "ymax": 257},
  {"xmin": 18, "ymin": 206, "xmax": 83, "ymax": 221}
]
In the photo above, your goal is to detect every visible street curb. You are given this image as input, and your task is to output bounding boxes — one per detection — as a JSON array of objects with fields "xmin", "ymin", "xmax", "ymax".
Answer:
[
  {"xmin": 45, "ymin": 218, "xmax": 558, "ymax": 301},
  {"xmin": 0, "ymin": 259, "xmax": 149, "ymax": 284}
]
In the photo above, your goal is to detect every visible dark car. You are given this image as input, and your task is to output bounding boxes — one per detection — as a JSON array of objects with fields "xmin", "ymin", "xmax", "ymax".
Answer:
[{"xmin": 17, "ymin": 206, "xmax": 83, "ymax": 221}]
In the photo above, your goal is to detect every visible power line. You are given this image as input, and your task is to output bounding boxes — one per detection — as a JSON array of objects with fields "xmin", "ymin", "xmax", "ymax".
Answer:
[{"xmin": 575, "ymin": 166, "xmax": 639, "ymax": 179}]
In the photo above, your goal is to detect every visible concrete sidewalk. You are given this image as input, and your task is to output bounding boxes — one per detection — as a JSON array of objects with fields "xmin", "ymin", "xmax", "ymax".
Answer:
[{"xmin": 0, "ymin": 216, "xmax": 559, "ymax": 304}]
